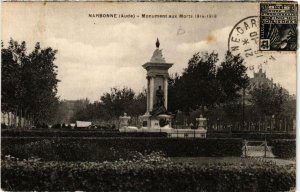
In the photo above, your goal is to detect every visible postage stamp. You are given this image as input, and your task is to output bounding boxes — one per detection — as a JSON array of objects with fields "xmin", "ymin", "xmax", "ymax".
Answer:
[{"xmin": 260, "ymin": 2, "xmax": 298, "ymax": 51}]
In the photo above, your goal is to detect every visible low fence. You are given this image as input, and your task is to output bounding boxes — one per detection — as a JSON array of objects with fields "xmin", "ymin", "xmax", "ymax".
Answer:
[
  {"xmin": 242, "ymin": 140, "xmax": 274, "ymax": 158},
  {"xmin": 205, "ymin": 120, "xmax": 295, "ymax": 132}
]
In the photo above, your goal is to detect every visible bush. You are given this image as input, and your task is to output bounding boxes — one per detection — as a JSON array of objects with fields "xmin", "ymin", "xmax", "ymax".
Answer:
[
  {"xmin": 271, "ymin": 139, "xmax": 296, "ymax": 159},
  {"xmin": 1, "ymin": 138, "xmax": 243, "ymax": 161},
  {"xmin": 51, "ymin": 123, "xmax": 61, "ymax": 129},
  {"xmin": 34, "ymin": 123, "xmax": 49, "ymax": 129},
  {"xmin": 1, "ymin": 158, "xmax": 295, "ymax": 191},
  {"xmin": 1, "ymin": 123, "xmax": 8, "ymax": 129}
]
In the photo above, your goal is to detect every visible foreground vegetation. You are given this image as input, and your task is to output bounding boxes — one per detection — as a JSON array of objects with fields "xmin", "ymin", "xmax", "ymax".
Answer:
[
  {"xmin": 2, "ymin": 152, "xmax": 295, "ymax": 191},
  {"xmin": 2, "ymin": 138, "xmax": 243, "ymax": 161},
  {"xmin": 2, "ymin": 133, "xmax": 295, "ymax": 191}
]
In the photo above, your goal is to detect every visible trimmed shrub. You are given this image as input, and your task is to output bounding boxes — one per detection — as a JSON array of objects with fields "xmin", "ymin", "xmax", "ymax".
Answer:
[
  {"xmin": 207, "ymin": 131, "xmax": 230, "ymax": 138},
  {"xmin": 1, "ymin": 159, "xmax": 295, "ymax": 191},
  {"xmin": 271, "ymin": 139, "xmax": 296, "ymax": 159},
  {"xmin": 3, "ymin": 129, "xmax": 295, "ymax": 140},
  {"xmin": 232, "ymin": 133, "xmax": 296, "ymax": 140},
  {"xmin": 1, "ymin": 129, "xmax": 167, "ymax": 137},
  {"xmin": 207, "ymin": 131, "xmax": 296, "ymax": 140},
  {"xmin": 1, "ymin": 138, "xmax": 243, "ymax": 161}
]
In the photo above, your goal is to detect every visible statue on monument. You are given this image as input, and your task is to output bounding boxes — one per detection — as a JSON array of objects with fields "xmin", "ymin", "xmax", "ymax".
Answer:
[
  {"xmin": 156, "ymin": 38, "xmax": 160, "ymax": 48},
  {"xmin": 150, "ymin": 38, "xmax": 166, "ymax": 63},
  {"xmin": 156, "ymin": 86, "xmax": 164, "ymax": 107},
  {"xmin": 151, "ymin": 85, "xmax": 170, "ymax": 116}
]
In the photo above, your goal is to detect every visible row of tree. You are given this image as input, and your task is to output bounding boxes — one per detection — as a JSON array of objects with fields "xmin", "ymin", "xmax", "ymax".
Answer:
[
  {"xmin": 2, "ymin": 39, "xmax": 59, "ymax": 125},
  {"xmin": 65, "ymin": 51, "xmax": 294, "ymax": 129},
  {"xmin": 167, "ymin": 51, "xmax": 293, "ymax": 130},
  {"xmin": 2, "ymin": 39, "xmax": 293, "ymax": 129},
  {"xmin": 69, "ymin": 88, "xmax": 146, "ymax": 124}
]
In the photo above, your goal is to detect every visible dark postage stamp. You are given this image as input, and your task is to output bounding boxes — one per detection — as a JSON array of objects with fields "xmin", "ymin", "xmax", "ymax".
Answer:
[{"xmin": 260, "ymin": 2, "xmax": 298, "ymax": 51}]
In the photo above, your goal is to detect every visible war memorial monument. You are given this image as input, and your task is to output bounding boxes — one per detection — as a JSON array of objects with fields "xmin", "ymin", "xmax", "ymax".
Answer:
[{"xmin": 119, "ymin": 39, "xmax": 207, "ymax": 138}]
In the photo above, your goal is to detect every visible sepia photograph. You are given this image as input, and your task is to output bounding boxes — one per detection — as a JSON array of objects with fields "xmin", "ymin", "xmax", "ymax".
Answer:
[{"xmin": 1, "ymin": 1, "xmax": 297, "ymax": 191}]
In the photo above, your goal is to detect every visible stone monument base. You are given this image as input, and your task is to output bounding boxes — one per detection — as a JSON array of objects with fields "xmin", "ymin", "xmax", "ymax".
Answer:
[
  {"xmin": 140, "ymin": 113, "xmax": 173, "ymax": 129},
  {"xmin": 132, "ymin": 112, "xmax": 207, "ymax": 138}
]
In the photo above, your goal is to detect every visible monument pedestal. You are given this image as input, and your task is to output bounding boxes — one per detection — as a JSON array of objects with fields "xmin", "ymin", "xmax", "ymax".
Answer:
[
  {"xmin": 140, "ymin": 112, "xmax": 151, "ymax": 128},
  {"xmin": 119, "ymin": 113, "xmax": 138, "ymax": 132},
  {"xmin": 196, "ymin": 115, "xmax": 208, "ymax": 131},
  {"xmin": 140, "ymin": 113, "xmax": 173, "ymax": 129}
]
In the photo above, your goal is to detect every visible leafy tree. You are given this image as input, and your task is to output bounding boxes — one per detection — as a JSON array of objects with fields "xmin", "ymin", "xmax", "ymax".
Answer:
[
  {"xmin": 216, "ymin": 51, "xmax": 249, "ymax": 103},
  {"xmin": 169, "ymin": 51, "xmax": 249, "ymax": 115},
  {"xmin": 169, "ymin": 52, "xmax": 220, "ymax": 114},
  {"xmin": 249, "ymin": 84, "xmax": 288, "ymax": 118},
  {"xmin": 69, "ymin": 99, "xmax": 91, "ymax": 122},
  {"xmin": 1, "ymin": 39, "xmax": 59, "ymax": 125},
  {"xmin": 21, "ymin": 42, "xmax": 59, "ymax": 124},
  {"xmin": 100, "ymin": 87, "xmax": 135, "ymax": 119},
  {"xmin": 168, "ymin": 73, "xmax": 183, "ymax": 113},
  {"xmin": 1, "ymin": 40, "xmax": 21, "ymax": 112},
  {"xmin": 128, "ymin": 89, "xmax": 147, "ymax": 117},
  {"xmin": 282, "ymin": 99, "xmax": 296, "ymax": 120}
]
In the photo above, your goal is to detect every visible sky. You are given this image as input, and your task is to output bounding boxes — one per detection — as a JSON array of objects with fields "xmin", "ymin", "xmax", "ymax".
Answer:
[{"xmin": 2, "ymin": 2, "xmax": 296, "ymax": 101}]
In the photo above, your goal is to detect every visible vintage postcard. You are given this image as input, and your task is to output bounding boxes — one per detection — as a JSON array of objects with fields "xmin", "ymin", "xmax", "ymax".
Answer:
[{"xmin": 1, "ymin": 1, "xmax": 297, "ymax": 191}]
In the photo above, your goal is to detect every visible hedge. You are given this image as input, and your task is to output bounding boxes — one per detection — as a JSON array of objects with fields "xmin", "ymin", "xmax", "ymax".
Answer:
[
  {"xmin": 270, "ymin": 139, "xmax": 296, "ymax": 159},
  {"xmin": 207, "ymin": 131, "xmax": 295, "ymax": 140},
  {"xmin": 2, "ymin": 129, "xmax": 295, "ymax": 141},
  {"xmin": 232, "ymin": 133, "xmax": 296, "ymax": 140},
  {"xmin": 1, "ymin": 159, "xmax": 295, "ymax": 191},
  {"xmin": 1, "ymin": 129, "xmax": 167, "ymax": 137},
  {"xmin": 2, "ymin": 137, "xmax": 243, "ymax": 161}
]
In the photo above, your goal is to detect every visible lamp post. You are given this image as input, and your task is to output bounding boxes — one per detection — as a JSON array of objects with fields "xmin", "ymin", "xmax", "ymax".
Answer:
[
  {"xmin": 271, "ymin": 115, "xmax": 275, "ymax": 134},
  {"xmin": 242, "ymin": 88, "xmax": 245, "ymax": 131},
  {"xmin": 279, "ymin": 119, "xmax": 282, "ymax": 132},
  {"xmin": 207, "ymin": 118, "xmax": 209, "ymax": 131}
]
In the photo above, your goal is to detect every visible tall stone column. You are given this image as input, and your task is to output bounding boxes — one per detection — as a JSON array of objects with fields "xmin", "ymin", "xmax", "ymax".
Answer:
[
  {"xmin": 149, "ymin": 77, "xmax": 154, "ymax": 111},
  {"xmin": 164, "ymin": 78, "xmax": 168, "ymax": 109},
  {"xmin": 147, "ymin": 77, "xmax": 150, "ymax": 112}
]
